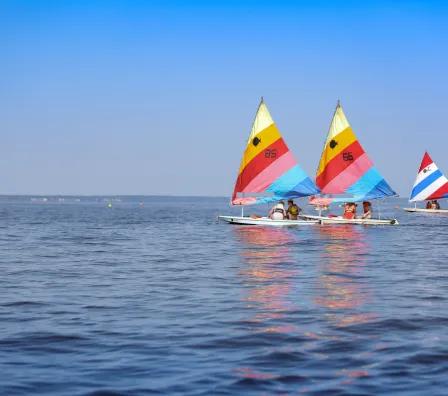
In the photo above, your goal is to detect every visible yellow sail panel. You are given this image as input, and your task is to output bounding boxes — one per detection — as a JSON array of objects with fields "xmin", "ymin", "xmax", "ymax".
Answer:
[
  {"xmin": 237, "ymin": 100, "xmax": 281, "ymax": 174},
  {"xmin": 316, "ymin": 126, "xmax": 357, "ymax": 176},
  {"xmin": 245, "ymin": 100, "xmax": 274, "ymax": 145},
  {"xmin": 323, "ymin": 105, "xmax": 350, "ymax": 147},
  {"xmin": 238, "ymin": 123, "xmax": 281, "ymax": 174}
]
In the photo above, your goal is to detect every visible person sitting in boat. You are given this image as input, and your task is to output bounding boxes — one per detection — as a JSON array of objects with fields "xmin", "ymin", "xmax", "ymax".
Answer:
[
  {"xmin": 269, "ymin": 201, "xmax": 287, "ymax": 220},
  {"xmin": 342, "ymin": 202, "xmax": 357, "ymax": 219},
  {"xmin": 357, "ymin": 201, "xmax": 373, "ymax": 219},
  {"xmin": 431, "ymin": 200, "xmax": 440, "ymax": 210},
  {"xmin": 426, "ymin": 201, "xmax": 432, "ymax": 209},
  {"xmin": 287, "ymin": 199, "xmax": 302, "ymax": 220}
]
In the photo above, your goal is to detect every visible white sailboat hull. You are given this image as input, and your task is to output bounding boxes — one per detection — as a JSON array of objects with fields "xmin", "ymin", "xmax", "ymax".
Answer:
[
  {"xmin": 218, "ymin": 215, "xmax": 319, "ymax": 226},
  {"xmin": 403, "ymin": 208, "xmax": 448, "ymax": 213},
  {"xmin": 300, "ymin": 214, "xmax": 399, "ymax": 225}
]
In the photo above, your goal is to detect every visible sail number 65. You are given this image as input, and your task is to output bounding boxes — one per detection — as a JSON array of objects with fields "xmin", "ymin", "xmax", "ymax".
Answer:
[
  {"xmin": 342, "ymin": 152, "xmax": 354, "ymax": 161},
  {"xmin": 265, "ymin": 149, "xmax": 277, "ymax": 158}
]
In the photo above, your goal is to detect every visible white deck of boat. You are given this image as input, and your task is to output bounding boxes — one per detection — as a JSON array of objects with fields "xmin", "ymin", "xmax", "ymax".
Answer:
[
  {"xmin": 300, "ymin": 214, "xmax": 398, "ymax": 225},
  {"xmin": 218, "ymin": 214, "xmax": 399, "ymax": 226},
  {"xmin": 217, "ymin": 216, "xmax": 318, "ymax": 226},
  {"xmin": 403, "ymin": 208, "xmax": 448, "ymax": 213}
]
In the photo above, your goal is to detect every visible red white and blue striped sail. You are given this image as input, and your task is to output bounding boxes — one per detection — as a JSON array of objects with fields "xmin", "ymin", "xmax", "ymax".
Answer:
[
  {"xmin": 409, "ymin": 152, "xmax": 448, "ymax": 202},
  {"xmin": 232, "ymin": 99, "xmax": 320, "ymax": 205}
]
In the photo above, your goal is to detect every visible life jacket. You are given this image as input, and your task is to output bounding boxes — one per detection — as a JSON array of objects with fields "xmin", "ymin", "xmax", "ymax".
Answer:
[
  {"xmin": 344, "ymin": 211, "xmax": 355, "ymax": 219},
  {"xmin": 289, "ymin": 205, "xmax": 298, "ymax": 214},
  {"xmin": 273, "ymin": 203, "xmax": 285, "ymax": 213}
]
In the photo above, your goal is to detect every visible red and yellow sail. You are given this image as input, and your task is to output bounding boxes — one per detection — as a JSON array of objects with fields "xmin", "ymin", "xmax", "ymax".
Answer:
[
  {"xmin": 311, "ymin": 102, "xmax": 396, "ymax": 205},
  {"xmin": 232, "ymin": 99, "xmax": 320, "ymax": 205}
]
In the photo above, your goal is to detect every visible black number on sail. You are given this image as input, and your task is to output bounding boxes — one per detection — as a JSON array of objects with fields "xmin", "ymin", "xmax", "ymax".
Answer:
[
  {"xmin": 265, "ymin": 149, "xmax": 277, "ymax": 158},
  {"xmin": 342, "ymin": 152, "xmax": 354, "ymax": 161}
]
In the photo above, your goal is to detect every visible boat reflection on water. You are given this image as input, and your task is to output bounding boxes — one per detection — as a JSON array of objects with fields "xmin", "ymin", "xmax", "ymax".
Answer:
[
  {"xmin": 313, "ymin": 225, "xmax": 383, "ymax": 386},
  {"xmin": 315, "ymin": 224, "xmax": 377, "ymax": 326},
  {"xmin": 231, "ymin": 226, "xmax": 303, "ymax": 382},
  {"xmin": 231, "ymin": 225, "xmax": 385, "ymax": 388},
  {"xmin": 233, "ymin": 226, "xmax": 301, "ymax": 326}
]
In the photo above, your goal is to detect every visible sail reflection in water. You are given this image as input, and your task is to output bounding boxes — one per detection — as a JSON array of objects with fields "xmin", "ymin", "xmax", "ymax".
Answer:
[
  {"xmin": 234, "ymin": 226, "xmax": 300, "ymax": 327},
  {"xmin": 312, "ymin": 225, "xmax": 385, "ymax": 386},
  {"xmin": 315, "ymin": 225, "xmax": 377, "ymax": 326},
  {"xmin": 231, "ymin": 226, "xmax": 305, "ymax": 383}
]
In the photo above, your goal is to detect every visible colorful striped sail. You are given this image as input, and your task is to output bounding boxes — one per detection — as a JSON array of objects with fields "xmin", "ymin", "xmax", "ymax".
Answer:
[
  {"xmin": 310, "ymin": 102, "xmax": 397, "ymax": 205},
  {"xmin": 232, "ymin": 99, "xmax": 320, "ymax": 206},
  {"xmin": 409, "ymin": 152, "xmax": 448, "ymax": 202}
]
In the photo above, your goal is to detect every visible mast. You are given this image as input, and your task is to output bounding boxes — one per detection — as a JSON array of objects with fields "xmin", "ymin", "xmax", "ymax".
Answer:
[
  {"xmin": 315, "ymin": 100, "xmax": 340, "ymax": 180},
  {"xmin": 232, "ymin": 97, "xmax": 264, "ymax": 206},
  {"xmin": 314, "ymin": 100, "xmax": 341, "ymax": 208}
]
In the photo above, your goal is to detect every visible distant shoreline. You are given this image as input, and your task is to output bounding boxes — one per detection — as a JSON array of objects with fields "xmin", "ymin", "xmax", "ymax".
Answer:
[
  {"xmin": 0, "ymin": 194, "xmax": 229, "ymax": 198},
  {"xmin": 0, "ymin": 195, "xmax": 406, "ymax": 204},
  {"xmin": 0, "ymin": 195, "xmax": 231, "ymax": 204}
]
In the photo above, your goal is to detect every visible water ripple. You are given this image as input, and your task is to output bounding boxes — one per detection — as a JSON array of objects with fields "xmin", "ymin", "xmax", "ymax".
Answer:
[{"xmin": 0, "ymin": 198, "xmax": 447, "ymax": 395}]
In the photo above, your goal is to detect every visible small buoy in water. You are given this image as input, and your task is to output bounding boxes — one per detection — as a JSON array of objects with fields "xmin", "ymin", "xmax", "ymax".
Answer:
[
  {"xmin": 139, "ymin": 202, "xmax": 143, "ymax": 206},
  {"xmin": 395, "ymin": 206, "xmax": 399, "ymax": 209},
  {"xmin": 108, "ymin": 203, "xmax": 112, "ymax": 207}
]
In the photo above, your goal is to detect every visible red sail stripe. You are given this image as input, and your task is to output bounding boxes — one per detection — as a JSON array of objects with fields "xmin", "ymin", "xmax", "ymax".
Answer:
[
  {"xmin": 427, "ymin": 182, "xmax": 448, "ymax": 200},
  {"xmin": 418, "ymin": 152, "xmax": 434, "ymax": 172},
  {"xmin": 233, "ymin": 138, "xmax": 289, "ymax": 196},
  {"xmin": 242, "ymin": 151, "xmax": 297, "ymax": 193},
  {"xmin": 316, "ymin": 140, "xmax": 366, "ymax": 191},
  {"xmin": 322, "ymin": 153, "xmax": 373, "ymax": 193}
]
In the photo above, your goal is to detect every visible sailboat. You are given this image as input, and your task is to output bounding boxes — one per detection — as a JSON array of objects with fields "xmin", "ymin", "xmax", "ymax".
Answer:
[
  {"xmin": 301, "ymin": 101, "xmax": 399, "ymax": 225},
  {"xmin": 403, "ymin": 152, "xmax": 448, "ymax": 213},
  {"xmin": 218, "ymin": 98, "xmax": 321, "ymax": 226}
]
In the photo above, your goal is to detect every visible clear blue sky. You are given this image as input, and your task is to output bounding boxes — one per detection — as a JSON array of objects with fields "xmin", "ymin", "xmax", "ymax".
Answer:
[{"xmin": 2, "ymin": 0, "xmax": 447, "ymax": 196}]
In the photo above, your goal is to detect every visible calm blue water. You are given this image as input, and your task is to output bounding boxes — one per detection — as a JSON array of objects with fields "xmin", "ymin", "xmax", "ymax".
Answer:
[{"xmin": 0, "ymin": 196, "xmax": 447, "ymax": 395}]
